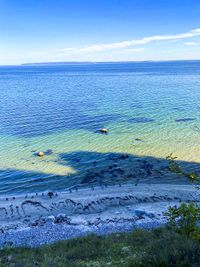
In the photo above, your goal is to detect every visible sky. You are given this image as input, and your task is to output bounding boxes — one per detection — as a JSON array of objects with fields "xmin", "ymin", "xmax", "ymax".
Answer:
[{"xmin": 1, "ymin": 0, "xmax": 200, "ymax": 64}]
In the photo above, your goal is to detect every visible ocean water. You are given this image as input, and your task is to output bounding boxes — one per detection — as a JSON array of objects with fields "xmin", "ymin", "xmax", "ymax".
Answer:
[{"xmin": 0, "ymin": 61, "xmax": 200, "ymax": 194}]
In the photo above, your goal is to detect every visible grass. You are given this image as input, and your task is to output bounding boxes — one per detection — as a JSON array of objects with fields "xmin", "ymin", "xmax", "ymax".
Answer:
[{"xmin": 0, "ymin": 227, "xmax": 200, "ymax": 267}]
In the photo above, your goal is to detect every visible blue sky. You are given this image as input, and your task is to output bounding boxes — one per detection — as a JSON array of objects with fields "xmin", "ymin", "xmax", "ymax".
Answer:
[{"xmin": 1, "ymin": 0, "xmax": 200, "ymax": 64}]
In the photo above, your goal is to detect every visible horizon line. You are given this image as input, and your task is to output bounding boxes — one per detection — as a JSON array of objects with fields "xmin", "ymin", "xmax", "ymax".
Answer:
[{"xmin": 1, "ymin": 58, "xmax": 200, "ymax": 67}]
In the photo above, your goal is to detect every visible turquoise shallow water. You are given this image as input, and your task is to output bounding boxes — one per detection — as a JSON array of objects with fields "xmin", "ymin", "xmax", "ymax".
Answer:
[{"xmin": 0, "ymin": 61, "xmax": 200, "ymax": 194}]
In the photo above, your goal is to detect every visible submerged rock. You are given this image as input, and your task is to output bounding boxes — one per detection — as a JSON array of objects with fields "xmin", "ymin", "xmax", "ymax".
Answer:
[
  {"xmin": 135, "ymin": 138, "xmax": 143, "ymax": 142},
  {"xmin": 45, "ymin": 149, "xmax": 53, "ymax": 155}
]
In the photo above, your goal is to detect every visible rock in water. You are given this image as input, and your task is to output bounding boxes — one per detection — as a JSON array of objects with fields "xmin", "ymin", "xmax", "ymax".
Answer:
[
  {"xmin": 100, "ymin": 128, "xmax": 108, "ymax": 134},
  {"xmin": 37, "ymin": 151, "xmax": 44, "ymax": 157}
]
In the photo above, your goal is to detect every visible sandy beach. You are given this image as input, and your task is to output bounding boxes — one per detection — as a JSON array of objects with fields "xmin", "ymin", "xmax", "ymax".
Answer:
[{"xmin": 0, "ymin": 182, "xmax": 199, "ymax": 247}]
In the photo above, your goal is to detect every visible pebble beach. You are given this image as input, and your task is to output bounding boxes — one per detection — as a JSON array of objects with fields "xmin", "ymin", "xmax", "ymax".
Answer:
[{"xmin": 0, "ymin": 183, "xmax": 198, "ymax": 247}]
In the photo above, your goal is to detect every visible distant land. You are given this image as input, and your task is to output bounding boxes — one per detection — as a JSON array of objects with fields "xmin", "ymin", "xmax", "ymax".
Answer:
[
  {"xmin": 21, "ymin": 61, "xmax": 148, "ymax": 66},
  {"xmin": 21, "ymin": 59, "xmax": 200, "ymax": 66}
]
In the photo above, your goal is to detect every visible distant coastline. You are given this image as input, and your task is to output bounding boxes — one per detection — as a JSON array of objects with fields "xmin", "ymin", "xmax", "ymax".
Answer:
[{"xmin": 21, "ymin": 59, "xmax": 200, "ymax": 66}]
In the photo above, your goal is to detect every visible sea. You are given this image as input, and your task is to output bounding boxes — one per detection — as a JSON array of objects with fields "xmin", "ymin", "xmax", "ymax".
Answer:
[{"xmin": 0, "ymin": 61, "xmax": 200, "ymax": 194}]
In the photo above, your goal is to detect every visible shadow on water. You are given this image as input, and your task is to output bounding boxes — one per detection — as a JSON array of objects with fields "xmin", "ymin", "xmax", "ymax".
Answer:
[{"xmin": 0, "ymin": 150, "xmax": 199, "ymax": 195}]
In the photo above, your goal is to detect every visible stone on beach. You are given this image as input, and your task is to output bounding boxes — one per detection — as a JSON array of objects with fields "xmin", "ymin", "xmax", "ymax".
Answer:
[
  {"xmin": 0, "ymin": 183, "xmax": 196, "ymax": 248},
  {"xmin": 46, "ymin": 215, "xmax": 56, "ymax": 223},
  {"xmin": 55, "ymin": 214, "xmax": 71, "ymax": 224},
  {"xmin": 47, "ymin": 192, "xmax": 54, "ymax": 198}
]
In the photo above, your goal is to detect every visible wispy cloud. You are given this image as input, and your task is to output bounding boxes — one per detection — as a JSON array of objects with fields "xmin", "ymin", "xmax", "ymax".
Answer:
[
  {"xmin": 184, "ymin": 41, "xmax": 199, "ymax": 46},
  {"xmin": 112, "ymin": 48, "xmax": 145, "ymax": 54},
  {"xmin": 59, "ymin": 28, "xmax": 200, "ymax": 54}
]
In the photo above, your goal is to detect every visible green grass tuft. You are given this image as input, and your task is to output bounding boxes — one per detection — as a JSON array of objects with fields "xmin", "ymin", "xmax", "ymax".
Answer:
[{"xmin": 1, "ymin": 227, "xmax": 200, "ymax": 266}]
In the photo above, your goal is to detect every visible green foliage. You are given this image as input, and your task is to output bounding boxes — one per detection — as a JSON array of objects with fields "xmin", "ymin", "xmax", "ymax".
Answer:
[
  {"xmin": 166, "ymin": 153, "xmax": 183, "ymax": 174},
  {"xmin": 186, "ymin": 172, "xmax": 198, "ymax": 182},
  {"xmin": 166, "ymin": 153, "xmax": 199, "ymax": 182},
  {"xmin": 165, "ymin": 202, "xmax": 200, "ymax": 241},
  {"xmin": 1, "ymin": 228, "xmax": 200, "ymax": 267},
  {"xmin": 166, "ymin": 153, "xmax": 178, "ymax": 161}
]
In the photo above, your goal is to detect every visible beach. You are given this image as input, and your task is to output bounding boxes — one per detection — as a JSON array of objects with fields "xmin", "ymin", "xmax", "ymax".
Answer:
[{"xmin": 0, "ymin": 182, "xmax": 198, "ymax": 247}]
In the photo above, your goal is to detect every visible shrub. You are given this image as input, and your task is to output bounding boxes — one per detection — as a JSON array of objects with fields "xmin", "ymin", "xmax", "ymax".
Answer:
[{"xmin": 165, "ymin": 202, "xmax": 200, "ymax": 241}]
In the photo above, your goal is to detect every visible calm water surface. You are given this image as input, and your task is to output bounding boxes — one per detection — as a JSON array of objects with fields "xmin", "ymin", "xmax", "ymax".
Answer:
[{"xmin": 0, "ymin": 61, "xmax": 200, "ymax": 194}]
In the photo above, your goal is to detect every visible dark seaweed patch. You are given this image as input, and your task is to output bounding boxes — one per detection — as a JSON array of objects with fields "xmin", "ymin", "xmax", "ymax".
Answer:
[
  {"xmin": 128, "ymin": 117, "xmax": 155, "ymax": 123},
  {"xmin": 175, "ymin": 118, "xmax": 196, "ymax": 122}
]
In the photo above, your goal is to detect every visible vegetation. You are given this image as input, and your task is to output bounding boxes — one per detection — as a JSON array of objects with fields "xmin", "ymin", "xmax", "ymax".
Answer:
[
  {"xmin": 1, "ymin": 226, "xmax": 200, "ymax": 267},
  {"xmin": 166, "ymin": 153, "xmax": 199, "ymax": 182},
  {"xmin": 165, "ymin": 202, "xmax": 200, "ymax": 242}
]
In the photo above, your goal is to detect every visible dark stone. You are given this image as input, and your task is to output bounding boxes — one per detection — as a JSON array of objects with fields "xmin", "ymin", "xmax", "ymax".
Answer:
[
  {"xmin": 47, "ymin": 191, "xmax": 54, "ymax": 198},
  {"xmin": 135, "ymin": 210, "xmax": 146, "ymax": 218},
  {"xmin": 54, "ymin": 214, "xmax": 71, "ymax": 224}
]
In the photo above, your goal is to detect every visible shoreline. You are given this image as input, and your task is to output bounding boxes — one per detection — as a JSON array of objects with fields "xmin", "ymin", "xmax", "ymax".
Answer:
[{"xmin": 0, "ymin": 182, "xmax": 198, "ymax": 248}]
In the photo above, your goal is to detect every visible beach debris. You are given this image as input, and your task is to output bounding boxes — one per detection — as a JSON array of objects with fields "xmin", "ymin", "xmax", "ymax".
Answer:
[
  {"xmin": 99, "ymin": 128, "xmax": 108, "ymax": 134},
  {"xmin": 46, "ymin": 192, "xmax": 53, "ymax": 199},
  {"xmin": 37, "ymin": 151, "xmax": 44, "ymax": 157}
]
